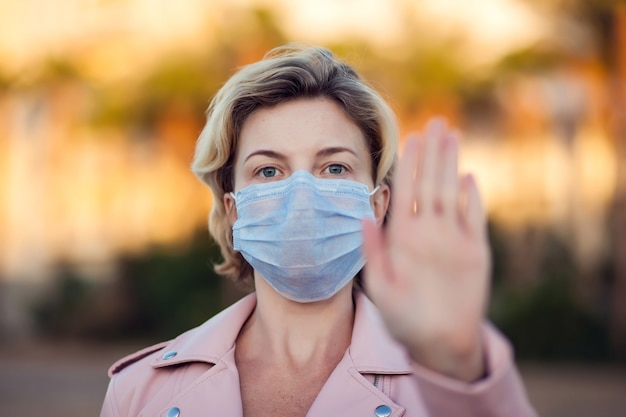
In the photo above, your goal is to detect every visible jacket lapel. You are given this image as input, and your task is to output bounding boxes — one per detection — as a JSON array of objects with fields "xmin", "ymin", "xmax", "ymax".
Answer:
[
  {"xmin": 146, "ymin": 294, "xmax": 258, "ymax": 417},
  {"xmin": 307, "ymin": 291, "xmax": 413, "ymax": 417},
  {"xmin": 156, "ymin": 347, "xmax": 244, "ymax": 417},
  {"xmin": 150, "ymin": 293, "xmax": 257, "ymax": 370},
  {"xmin": 349, "ymin": 291, "xmax": 414, "ymax": 375},
  {"xmin": 306, "ymin": 350, "xmax": 406, "ymax": 417}
]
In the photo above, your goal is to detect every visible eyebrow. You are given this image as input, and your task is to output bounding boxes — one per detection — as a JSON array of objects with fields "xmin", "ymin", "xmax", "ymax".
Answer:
[
  {"xmin": 315, "ymin": 146, "xmax": 358, "ymax": 158},
  {"xmin": 244, "ymin": 146, "xmax": 358, "ymax": 162},
  {"xmin": 244, "ymin": 150, "xmax": 287, "ymax": 162}
]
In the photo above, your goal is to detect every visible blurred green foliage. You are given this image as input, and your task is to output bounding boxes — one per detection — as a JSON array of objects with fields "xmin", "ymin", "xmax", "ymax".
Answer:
[
  {"xmin": 491, "ymin": 277, "xmax": 609, "ymax": 361},
  {"xmin": 32, "ymin": 223, "xmax": 615, "ymax": 361},
  {"xmin": 33, "ymin": 230, "xmax": 247, "ymax": 342},
  {"xmin": 488, "ymin": 223, "xmax": 611, "ymax": 361},
  {"xmin": 32, "ymin": 264, "xmax": 96, "ymax": 338},
  {"xmin": 117, "ymin": 230, "xmax": 235, "ymax": 340}
]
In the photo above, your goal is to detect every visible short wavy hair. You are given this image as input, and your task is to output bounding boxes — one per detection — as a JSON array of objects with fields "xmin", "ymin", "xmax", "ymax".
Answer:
[{"xmin": 191, "ymin": 44, "xmax": 399, "ymax": 287}]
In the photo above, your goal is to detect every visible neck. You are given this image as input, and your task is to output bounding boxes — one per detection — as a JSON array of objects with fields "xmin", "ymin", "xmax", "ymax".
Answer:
[{"xmin": 236, "ymin": 276, "xmax": 355, "ymax": 369}]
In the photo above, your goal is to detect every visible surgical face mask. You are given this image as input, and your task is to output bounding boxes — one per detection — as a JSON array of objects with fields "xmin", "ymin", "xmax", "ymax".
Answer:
[{"xmin": 230, "ymin": 170, "xmax": 378, "ymax": 303}]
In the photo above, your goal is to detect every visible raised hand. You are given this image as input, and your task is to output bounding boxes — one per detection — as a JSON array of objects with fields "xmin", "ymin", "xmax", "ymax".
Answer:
[{"xmin": 362, "ymin": 119, "xmax": 491, "ymax": 382}]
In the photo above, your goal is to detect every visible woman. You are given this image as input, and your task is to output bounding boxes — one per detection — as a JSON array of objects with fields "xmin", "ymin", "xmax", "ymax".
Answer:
[{"xmin": 100, "ymin": 45, "xmax": 537, "ymax": 417}]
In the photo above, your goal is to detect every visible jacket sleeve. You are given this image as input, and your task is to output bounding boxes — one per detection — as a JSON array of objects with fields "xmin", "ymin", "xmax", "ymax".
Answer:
[
  {"xmin": 410, "ymin": 323, "xmax": 539, "ymax": 417},
  {"xmin": 99, "ymin": 341, "xmax": 170, "ymax": 417},
  {"xmin": 100, "ymin": 377, "xmax": 121, "ymax": 417}
]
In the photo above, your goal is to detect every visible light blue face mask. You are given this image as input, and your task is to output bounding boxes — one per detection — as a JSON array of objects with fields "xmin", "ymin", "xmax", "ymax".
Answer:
[{"xmin": 231, "ymin": 170, "xmax": 378, "ymax": 303}]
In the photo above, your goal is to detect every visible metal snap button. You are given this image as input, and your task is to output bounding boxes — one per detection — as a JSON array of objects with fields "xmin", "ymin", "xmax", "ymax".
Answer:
[
  {"xmin": 166, "ymin": 406, "xmax": 180, "ymax": 417},
  {"xmin": 375, "ymin": 404, "xmax": 392, "ymax": 417},
  {"xmin": 162, "ymin": 351, "xmax": 177, "ymax": 360}
]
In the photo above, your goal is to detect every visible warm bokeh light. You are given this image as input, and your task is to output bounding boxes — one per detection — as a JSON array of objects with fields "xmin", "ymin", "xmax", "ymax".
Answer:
[
  {"xmin": 0, "ymin": 0, "xmax": 619, "ymax": 283},
  {"xmin": 0, "ymin": 0, "xmax": 565, "ymax": 284},
  {"xmin": 1, "ymin": 0, "xmax": 625, "ymax": 362}
]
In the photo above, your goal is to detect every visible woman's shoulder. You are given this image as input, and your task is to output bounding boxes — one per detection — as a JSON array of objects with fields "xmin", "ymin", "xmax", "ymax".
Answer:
[
  {"xmin": 102, "ymin": 324, "xmax": 219, "ymax": 417},
  {"xmin": 108, "ymin": 293, "xmax": 257, "ymax": 378}
]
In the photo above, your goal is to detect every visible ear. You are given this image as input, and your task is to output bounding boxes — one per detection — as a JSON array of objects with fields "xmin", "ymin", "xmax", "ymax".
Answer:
[
  {"xmin": 223, "ymin": 192, "xmax": 238, "ymax": 227},
  {"xmin": 371, "ymin": 184, "xmax": 390, "ymax": 226}
]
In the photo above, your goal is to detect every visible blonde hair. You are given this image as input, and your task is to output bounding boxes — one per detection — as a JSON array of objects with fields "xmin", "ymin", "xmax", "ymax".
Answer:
[{"xmin": 192, "ymin": 44, "xmax": 398, "ymax": 286}]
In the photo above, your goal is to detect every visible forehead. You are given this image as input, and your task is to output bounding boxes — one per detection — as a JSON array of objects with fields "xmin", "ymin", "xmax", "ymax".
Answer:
[{"xmin": 236, "ymin": 98, "xmax": 369, "ymax": 158}]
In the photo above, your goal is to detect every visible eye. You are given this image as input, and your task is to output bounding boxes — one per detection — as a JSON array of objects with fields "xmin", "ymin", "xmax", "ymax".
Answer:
[
  {"xmin": 324, "ymin": 164, "xmax": 347, "ymax": 175},
  {"xmin": 258, "ymin": 166, "xmax": 280, "ymax": 178}
]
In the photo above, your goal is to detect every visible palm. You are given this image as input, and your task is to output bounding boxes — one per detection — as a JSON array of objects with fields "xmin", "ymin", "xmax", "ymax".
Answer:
[{"xmin": 362, "ymin": 119, "xmax": 490, "ymax": 381}]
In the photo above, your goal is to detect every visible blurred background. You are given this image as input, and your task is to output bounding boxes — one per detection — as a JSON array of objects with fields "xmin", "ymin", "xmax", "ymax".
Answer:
[{"xmin": 0, "ymin": 0, "xmax": 625, "ymax": 416}]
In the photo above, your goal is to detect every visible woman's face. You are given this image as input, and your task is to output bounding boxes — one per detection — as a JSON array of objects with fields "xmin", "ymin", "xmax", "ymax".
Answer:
[{"xmin": 224, "ymin": 97, "xmax": 388, "ymax": 221}]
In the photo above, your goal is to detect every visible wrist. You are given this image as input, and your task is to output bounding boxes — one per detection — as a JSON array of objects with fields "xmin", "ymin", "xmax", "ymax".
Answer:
[{"xmin": 408, "ymin": 331, "xmax": 486, "ymax": 382}]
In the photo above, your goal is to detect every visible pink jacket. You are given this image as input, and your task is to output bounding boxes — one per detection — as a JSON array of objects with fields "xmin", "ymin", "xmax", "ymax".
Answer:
[{"xmin": 100, "ymin": 291, "xmax": 537, "ymax": 417}]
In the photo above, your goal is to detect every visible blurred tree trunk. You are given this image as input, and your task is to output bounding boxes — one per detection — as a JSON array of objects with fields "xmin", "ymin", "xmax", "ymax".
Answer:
[
  {"xmin": 607, "ymin": 4, "xmax": 626, "ymax": 360},
  {"xmin": 535, "ymin": 0, "xmax": 626, "ymax": 357}
]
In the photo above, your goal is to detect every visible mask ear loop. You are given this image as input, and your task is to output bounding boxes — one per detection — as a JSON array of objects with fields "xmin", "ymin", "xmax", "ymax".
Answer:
[
  {"xmin": 369, "ymin": 184, "xmax": 386, "ymax": 218},
  {"xmin": 368, "ymin": 186, "xmax": 380, "ymax": 211}
]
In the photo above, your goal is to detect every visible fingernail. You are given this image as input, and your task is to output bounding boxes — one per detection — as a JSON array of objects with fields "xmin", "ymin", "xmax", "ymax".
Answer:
[
  {"xmin": 444, "ymin": 130, "xmax": 459, "ymax": 149},
  {"xmin": 426, "ymin": 117, "xmax": 446, "ymax": 132}
]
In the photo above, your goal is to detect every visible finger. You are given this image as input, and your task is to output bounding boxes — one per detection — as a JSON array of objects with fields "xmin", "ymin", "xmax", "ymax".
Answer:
[
  {"xmin": 459, "ymin": 174, "xmax": 486, "ymax": 238},
  {"xmin": 439, "ymin": 130, "xmax": 459, "ymax": 219},
  {"xmin": 362, "ymin": 218, "xmax": 393, "ymax": 286},
  {"xmin": 418, "ymin": 118, "xmax": 445, "ymax": 214},
  {"xmin": 393, "ymin": 135, "xmax": 419, "ymax": 216}
]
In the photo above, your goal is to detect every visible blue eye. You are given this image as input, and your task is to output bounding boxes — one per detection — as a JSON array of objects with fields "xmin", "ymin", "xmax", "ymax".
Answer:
[
  {"xmin": 326, "ymin": 164, "xmax": 346, "ymax": 175},
  {"xmin": 260, "ymin": 167, "xmax": 278, "ymax": 178}
]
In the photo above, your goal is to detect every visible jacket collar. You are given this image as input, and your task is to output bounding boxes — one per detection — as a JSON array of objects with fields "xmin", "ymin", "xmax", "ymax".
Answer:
[
  {"xmin": 349, "ymin": 290, "xmax": 413, "ymax": 374},
  {"xmin": 151, "ymin": 289, "xmax": 413, "ymax": 374},
  {"xmin": 151, "ymin": 293, "xmax": 256, "ymax": 369}
]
